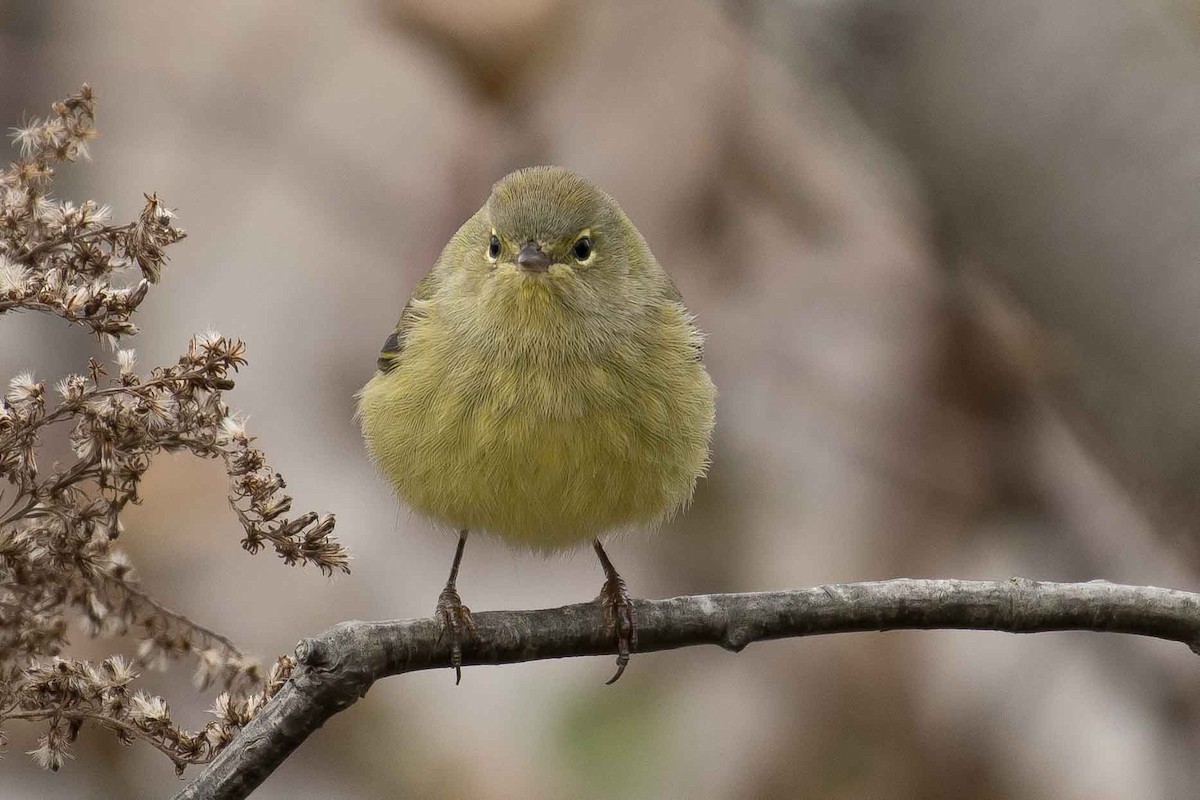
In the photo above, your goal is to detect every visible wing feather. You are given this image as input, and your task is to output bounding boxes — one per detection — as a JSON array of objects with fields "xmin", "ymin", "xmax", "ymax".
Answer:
[{"xmin": 376, "ymin": 269, "xmax": 440, "ymax": 373}]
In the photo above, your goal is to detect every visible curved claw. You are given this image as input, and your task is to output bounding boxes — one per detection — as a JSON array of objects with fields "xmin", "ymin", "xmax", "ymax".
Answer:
[{"xmin": 605, "ymin": 654, "xmax": 630, "ymax": 685}]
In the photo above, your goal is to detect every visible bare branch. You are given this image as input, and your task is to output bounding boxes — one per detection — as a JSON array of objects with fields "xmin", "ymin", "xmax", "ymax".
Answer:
[
  {"xmin": 175, "ymin": 577, "xmax": 1200, "ymax": 799},
  {"xmin": 89, "ymin": 571, "xmax": 248, "ymax": 660}
]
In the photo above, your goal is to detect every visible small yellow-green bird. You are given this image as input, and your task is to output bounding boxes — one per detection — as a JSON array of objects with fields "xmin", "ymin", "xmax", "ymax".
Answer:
[{"xmin": 357, "ymin": 166, "xmax": 715, "ymax": 683}]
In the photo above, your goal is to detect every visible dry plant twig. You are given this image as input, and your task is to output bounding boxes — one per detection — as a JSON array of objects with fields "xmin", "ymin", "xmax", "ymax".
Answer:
[{"xmin": 0, "ymin": 86, "xmax": 345, "ymax": 775}]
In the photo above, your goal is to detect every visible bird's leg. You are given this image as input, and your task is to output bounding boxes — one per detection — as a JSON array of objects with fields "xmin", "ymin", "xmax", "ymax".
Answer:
[
  {"xmin": 593, "ymin": 539, "xmax": 638, "ymax": 684},
  {"xmin": 436, "ymin": 530, "xmax": 476, "ymax": 684}
]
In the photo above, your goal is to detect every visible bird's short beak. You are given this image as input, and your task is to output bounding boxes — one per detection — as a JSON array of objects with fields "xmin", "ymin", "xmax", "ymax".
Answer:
[{"xmin": 516, "ymin": 241, "xmax": 551, "ymax": 273}]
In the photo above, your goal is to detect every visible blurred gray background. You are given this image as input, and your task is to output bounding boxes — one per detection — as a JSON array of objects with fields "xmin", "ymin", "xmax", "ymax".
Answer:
[{"xmin": 2, "ymin": 0, "xmax": 1200, "ymax": 797}]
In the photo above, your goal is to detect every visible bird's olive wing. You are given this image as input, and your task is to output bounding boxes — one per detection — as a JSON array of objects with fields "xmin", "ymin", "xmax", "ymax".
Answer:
[{"xmin": 376, "ymin": 270, "xmax": 439, "ymax": 373}]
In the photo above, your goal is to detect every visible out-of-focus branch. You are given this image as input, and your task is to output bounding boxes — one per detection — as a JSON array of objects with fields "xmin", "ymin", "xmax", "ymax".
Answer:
[
  {"xmin": 176, "ymin": 578, "xmax": 1200, "ymax": 800},
  {"xmin": 781, "ymin": 0, "xmax": 1200, "ymax": 541}
]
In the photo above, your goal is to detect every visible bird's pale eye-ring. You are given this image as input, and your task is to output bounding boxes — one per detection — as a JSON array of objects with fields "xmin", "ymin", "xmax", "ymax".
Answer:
[
  {"xmin": 572, "ymin": 235, "xmax": 593, "ymax": 263},
  {"xmin": 487, "ymin": 233, "xmax": 501, "ymax": 261}
]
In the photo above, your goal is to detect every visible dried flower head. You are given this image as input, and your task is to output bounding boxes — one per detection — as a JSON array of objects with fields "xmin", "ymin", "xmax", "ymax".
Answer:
[
  {"xmin": 0, "ymin": 86, "xmax": 344, "ymax": 774},
  {"xmin": 0, "ymin": 86, "xmax": 181, "ymax": 338}
]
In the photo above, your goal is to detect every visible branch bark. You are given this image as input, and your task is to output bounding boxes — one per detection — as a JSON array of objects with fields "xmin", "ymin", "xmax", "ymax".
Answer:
[{"xmin": 174, "ymin": 578, "xmax": 1200, "ymax": 799}]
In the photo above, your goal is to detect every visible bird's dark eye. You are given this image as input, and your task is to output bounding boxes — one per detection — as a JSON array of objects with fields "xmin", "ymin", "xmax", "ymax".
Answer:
[
  {"xmin": 572, "ymin": 236, "xmax": 593, "ymax": 261},
  {"xmin": 488, "ymin": 234, "xmax": 501, "ymax": 259}
]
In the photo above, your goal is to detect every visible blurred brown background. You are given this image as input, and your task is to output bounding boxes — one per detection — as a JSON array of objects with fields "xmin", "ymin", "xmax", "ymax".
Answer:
[{"xmin": 3, "ymin": 0, "xmax": 1200, "ymax": 797}]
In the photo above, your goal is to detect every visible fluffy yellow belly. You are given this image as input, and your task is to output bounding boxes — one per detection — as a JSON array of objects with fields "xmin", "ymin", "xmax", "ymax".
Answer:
[{"xmin": 358, "ymin": 339, "xmax": 714, "ymax": 550}]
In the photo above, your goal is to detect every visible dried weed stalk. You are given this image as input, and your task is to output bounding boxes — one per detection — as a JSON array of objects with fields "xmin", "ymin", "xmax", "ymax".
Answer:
[{"xmin": 0, "ymin": 86, "xmax": 346, "ymax": 775}]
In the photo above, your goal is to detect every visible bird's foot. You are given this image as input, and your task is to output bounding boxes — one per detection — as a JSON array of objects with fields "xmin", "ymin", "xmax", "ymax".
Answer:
[
  {"xmin": 436, "ymin": 585, "xmax": 475, "ymax": 685},
  {"xmin": 598, "ymin": 573, "xmax": 638, "ymax": 685}
]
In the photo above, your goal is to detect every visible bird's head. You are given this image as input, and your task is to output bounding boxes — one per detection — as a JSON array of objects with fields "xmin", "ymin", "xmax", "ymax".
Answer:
[
  {"xmin": 439, "ymin": 166, "xmax": 661, "ymax": 347},
  {"xmin": 469, "ymin": 166, "xmax": 651, "ymax": 303}
]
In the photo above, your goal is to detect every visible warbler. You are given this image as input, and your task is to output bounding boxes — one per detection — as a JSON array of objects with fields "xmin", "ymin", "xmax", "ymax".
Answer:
[{"xmin": 357, "ymin": 166, "xmax": 715, "ymax": 683}]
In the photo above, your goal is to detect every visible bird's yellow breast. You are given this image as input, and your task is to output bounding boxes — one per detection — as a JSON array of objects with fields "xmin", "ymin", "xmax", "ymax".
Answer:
[{"xmin": 357, "ymin": 291, "xmax": 714, "ymax": 550}]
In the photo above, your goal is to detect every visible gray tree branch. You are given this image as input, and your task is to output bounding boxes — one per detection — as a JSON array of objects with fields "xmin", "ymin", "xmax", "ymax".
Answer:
[{"xmin": 174, "ymin": 578, "xmax": 1200, "ymax": 800}]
